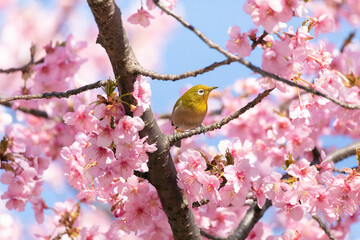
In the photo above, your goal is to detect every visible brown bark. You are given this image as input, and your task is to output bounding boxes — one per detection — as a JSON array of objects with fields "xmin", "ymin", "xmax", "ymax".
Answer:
[{"xmin": 87, "ymin": 1, "xmax": 201, "ymax": 239}]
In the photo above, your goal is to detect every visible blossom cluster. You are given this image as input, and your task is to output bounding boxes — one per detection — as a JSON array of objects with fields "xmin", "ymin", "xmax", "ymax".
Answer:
[
  {"xmin": 2, "ymin": 0, "xmax": 360, "ymax": 239},
  {"xmin": 0, "ymin": 36, "xmax": 86, "ymax": 225},
  {"xmin": 59, "ymin": 76, "xmax": 174, "ymax": 237}
]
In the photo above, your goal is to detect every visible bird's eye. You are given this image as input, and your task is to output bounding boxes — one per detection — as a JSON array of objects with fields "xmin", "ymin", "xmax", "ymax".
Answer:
[{"xmin": 197, "ymin": 89, "xmax": 204, "ymax": 95}]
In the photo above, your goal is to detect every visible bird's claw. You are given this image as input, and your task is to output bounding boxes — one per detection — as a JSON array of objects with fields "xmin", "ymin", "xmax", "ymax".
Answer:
[{"xmin": 199, "ymin": 124, "xmax": 206, "ymax": 134}]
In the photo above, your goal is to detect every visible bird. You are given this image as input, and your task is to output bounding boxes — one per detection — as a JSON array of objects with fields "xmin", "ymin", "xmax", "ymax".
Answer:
[{"xmin": 171, "ymin": 84, "xmax": 218, "ymax": 147}]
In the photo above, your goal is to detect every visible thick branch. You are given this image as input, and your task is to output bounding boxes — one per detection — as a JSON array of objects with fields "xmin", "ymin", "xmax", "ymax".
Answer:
[
  {"xmin": 140, "ymin": 108, "xmax": 201, "ymax": 239},
  {"xmin": 87, "ymin": 0, "xmax": 138, "ymax": 112},
  {"xmin": 326, "ymin": 141, "xmax": 360, "ymax": 164},
  {"xmin": 132, "ymin": 59, "xmax": 235, "ymax": 81},
  {"xmin": 154, "ymin": 0, "xmax": 360, "ymax": 110},
  {"xmin": 0, "ymin": 79, "xmax": 110, "ymax": 104},
  {"xmin": 169, "ymin": 88, "xmax": 273, "ymax": 145},
  {"xmin": 228, "ymin": 199, "xmax": 272, "ymax": 240},
  {"xmin": 87, "ymin": 1, "xmax": 201, "ymax": 239}
]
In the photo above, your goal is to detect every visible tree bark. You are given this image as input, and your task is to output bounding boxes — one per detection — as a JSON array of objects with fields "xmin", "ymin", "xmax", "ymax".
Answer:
[{"xmin": 87, "ymin": 1, "xmax": 201, "ymax": 239}]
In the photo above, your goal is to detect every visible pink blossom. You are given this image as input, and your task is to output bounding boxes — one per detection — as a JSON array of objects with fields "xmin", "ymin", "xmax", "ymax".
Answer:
[
  {"xmin": 138, "ymin": 212, "xmax": 173, "ymax": 240},
  {"xmin": 177, "ymin": 169, "xmax": 202, "ymax": 203},
  {"xmin": 307, "ymin": 43, "xmax": 333, "ymax": 72},
  {"xmin": 329, "ymin": 176, "xmax": 358, "ymax": 219},
  {"xmin": 122, "ymin": 176, "xmax": 150, "ymax": 201},
  {"xmin": 5, "ymin": 124, "xmax": 27, "ymax": 153},
  {"xmin": 275, "ymin": 190, "xmax": 305, "ymax": 221},
  {"xmin": 53, "ymin": 198, "xmax": 79, "ymax": 219},
  {"xmin": 251, "ymin": 181, "xmax": 266, "ymax": 208},
  {"xmin": 289, "ymin": 105, "xmax": 311, "ymax": 120},
  {"xmin": 225, "ymin": 25, "xmax": 251, "ymax": 58},
  {"xmin": 178, "ymin": 149, "xmax": 206, "ymax": 172},
  {"xmin": 244, "ymin": 0, "xmax": 291, "ymax": 33},
  {"xmin": 223, "ymin": 161, "xmax": 252, "ymax": 193},
  {"xmin": 96, "ymin": 118, "xmax": 115, "ymax": 148},
  {"xmin": 24, "ymin": 145, "xmax": 50, "ymax": 175},
  {"xmin": 110, "ymin": 157, "xmax": 139, "ymax": 179},
  {"xmin": 132, "ymin": 76, "xmax": 151, "ymax": 116},
  {"xmin": 204, "ymin": 207, "xmax": 238, "ymax": 237},
  {"xmin": 79, "ymin": 226, "xmax": 105, "ymax": 240},
  {"xmin": 285, "ymin": 126, "xmax": 315, "ymax": 158},
  {"xmin": 32, "ymin": 35, "xmax": 86, "ymax": 94},
  {"xmin": 262, "ymin": 37, "xmax": 306, "ymax": 80},
  {"xmin": 63, "ymin": 104, "xmax": 99, "ymax": 133},
  {"xmin": 218, "ymin": 138, "xmax": 254, "ymax": 161},
  {"xmin": 310, "ymin": 14, "xmax": 335, "ymax": 38},
  {"xmin": 124, "ymin": 199, "xmax": 152, "ymax": 229},
  {"xmin": 127, "ymin": 8, "xmax": 154, "ymax": 28},
  {"xmin": 30, "ymin": 197, "xmax": 47, "ymax": 224},
  {"xmin": 114, "ymin": 115, "xmax": 145, "ymax": 144},
  {"xmin": 76, "ymin": 187, "xmax": 97, "ymax": 203},
  {"xmin": 198, "ymin": 174, "xmax": 221, "ymax": 204},
  {"xmin": 218, "ymin": 184, "xmax": 246, "ymax": 207},
  {"xmin": 286, "ymin": 159, "xmax": 317, "ymax": 181},
  {"xmin": 84, "ymin": 139, "xmax": 116, "ymax": 169}
]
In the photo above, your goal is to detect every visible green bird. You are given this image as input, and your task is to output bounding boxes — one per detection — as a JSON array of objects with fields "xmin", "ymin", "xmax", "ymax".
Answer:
[{"xmin": 171, "ymin": 85, "xmax": 218, "ymax": 146}]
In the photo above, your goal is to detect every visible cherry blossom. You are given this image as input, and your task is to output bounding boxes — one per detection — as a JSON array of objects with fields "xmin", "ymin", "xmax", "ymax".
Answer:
[
  {"xmin": 127, "ymin": 8, "xmax": 154, "ymax": 28},
  {"xmin": 225, "ymin": 25, "xmax": 251, "ymax": 58},
  {"xmin": 2, "ymin": 0, "xmax": 360, "ymax": 239}
]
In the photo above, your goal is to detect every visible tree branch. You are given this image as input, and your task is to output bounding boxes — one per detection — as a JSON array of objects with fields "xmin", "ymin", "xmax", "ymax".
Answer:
[
  {"xmin": 251, "ymin": 31, "xmax": 268, "ymax": 50},
  {"xmin": 87, "ymin": 1, "xmax": 201, "ymax": 239},
  {"xmin": 326, "ymin": 141, "xmax": 360, "ymax": 164},
  {"xmin": 0, "ymin": 79, "xmax": 110, "ymax": 104},
  {"xmin": 169, "ymin": 88, "xmax": 273, "ymax": 145},
  {"xmin": 0, "ymin": 45, "xmax": 43, "ymax": 74},
  {"xmin": 192, "ymin": 199, "xmax": 209, "ymax": 208},
  {"xmin": 1, "ymin": 101, "xmax": 49, "ymax": 119},
  {"xmin": 228, "ymin": 199, "xmax": 272, "ymax": 240},
  {"xmin": 200, "ymin": 229, "xmax": 225, "ymax": 240},
  {"xmin": 312, "ymin": 215, "xmax": 335, "ymax": 240},
  {"xmin": 154, "ymin": 0, "xmax": 360, "ymax": 110},
  {"xmin": 132, "ymin": 58, "xmax": 236, "ymax": 81}
]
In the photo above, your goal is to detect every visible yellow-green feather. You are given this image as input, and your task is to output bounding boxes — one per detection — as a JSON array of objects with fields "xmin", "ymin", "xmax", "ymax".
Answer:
[{"xmin": 171, "ymin": 85, "xmax": 215, "ymax": 129}]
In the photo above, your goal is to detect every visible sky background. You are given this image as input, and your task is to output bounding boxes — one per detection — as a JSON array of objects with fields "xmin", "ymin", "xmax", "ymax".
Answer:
[{"xmin": 1, "ymin": 0, "xmax": 360, "ymax": 239}]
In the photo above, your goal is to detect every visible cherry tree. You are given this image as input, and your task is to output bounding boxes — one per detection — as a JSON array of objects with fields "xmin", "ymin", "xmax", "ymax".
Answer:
[{"xmin": 1, "ymin": 0, "xmax": 360, "ymax": 239}]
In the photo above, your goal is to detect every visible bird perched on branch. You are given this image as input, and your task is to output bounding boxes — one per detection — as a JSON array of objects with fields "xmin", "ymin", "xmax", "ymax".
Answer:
[{"xmin": 171, "ymin": 84, "xmax": 218, "ymax": 147}]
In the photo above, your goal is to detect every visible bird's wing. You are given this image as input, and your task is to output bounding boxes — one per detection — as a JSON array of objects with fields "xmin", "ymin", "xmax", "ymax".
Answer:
[{"xmin": 171, "ymin": 100, "xmax": 183, "ymax": 126}]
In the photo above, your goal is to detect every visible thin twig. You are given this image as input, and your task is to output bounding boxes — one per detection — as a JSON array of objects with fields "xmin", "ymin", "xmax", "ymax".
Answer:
[
  {"xmin": 154, "ymin": 0, "xmax": 360, "ymax": 110},
  {"xmin": 0, "ymin": 45, "xmax": 43, "ymax": 74},
  {"xmin": 340, "ymin": 32, "xmax": 355, "ymax": 53},
  {"xmin": 1, "ymin": 101, "xmax": 49, "ymax": 119},
  {"xmin": 326, "ymin": 141, "xmax": 360, "ymax": 164},
  {"xmin": 132, "ymin": 59, "xmax": 236, "ymax": 81},
  {"xmin": 312, "ymin": 215, "xmax": 335, "ymax": 240},
  {"xmin": 168, "ymin": 88, "xmax": 273, "ymax": 145},
  {"xmin": 192, "ymin": 199, "xmax": 209, "ymax": 208},
  {"xmin": 200, "ymin": 229, "xmax": 226, "ymax": 240},
  {"xmin": 0, "ymin": 79, "xmax": 112, "ymax": 104},
  {"xmin": 134, "ymin": 170, "xmax": 149, "ymax": 180},
  {"xmin": 251, "ymin": 31, "xmax": 268, "ymax": 50}
]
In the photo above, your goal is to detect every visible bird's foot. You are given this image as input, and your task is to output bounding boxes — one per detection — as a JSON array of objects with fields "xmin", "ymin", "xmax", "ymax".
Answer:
[
  {"xmin": 173, "ymin": 129, "xmax": 181, "ymax": 147},
  {"xmin": 199, "ymin": 124, "xmax": 207, "ymax": 134}
]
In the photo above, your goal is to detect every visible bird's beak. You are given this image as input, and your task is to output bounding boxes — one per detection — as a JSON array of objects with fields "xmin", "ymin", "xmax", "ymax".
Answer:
[{"xmin": 209, "ymin": 86, "xmax": 218, "ymax": 91}]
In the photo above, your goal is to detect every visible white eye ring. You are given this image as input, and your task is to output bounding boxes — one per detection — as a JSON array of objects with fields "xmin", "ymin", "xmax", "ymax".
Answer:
[{"xmin": 197, "ymin": 89, "xmax": 205, "ymax": 95}]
